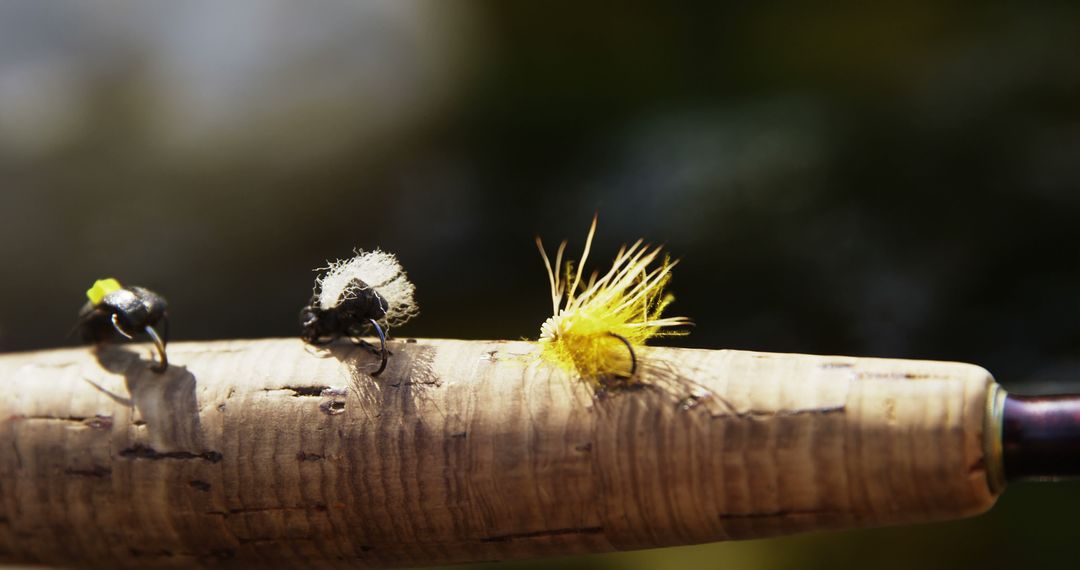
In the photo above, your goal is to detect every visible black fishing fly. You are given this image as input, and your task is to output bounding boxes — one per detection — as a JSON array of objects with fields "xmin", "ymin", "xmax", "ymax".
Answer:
[
  {"xmin": 78, "ymin": 278, "xmax": 169, "ymax": 372},
  {"xmin": 299, "ymin": 249, "xmax": 419, "ymax": 376}
]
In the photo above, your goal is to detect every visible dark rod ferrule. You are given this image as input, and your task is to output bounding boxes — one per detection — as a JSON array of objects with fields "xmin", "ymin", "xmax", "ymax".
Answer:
[{"xmin": 1002, "ymin": 394, "xmax": 1080, "ymax": 481}]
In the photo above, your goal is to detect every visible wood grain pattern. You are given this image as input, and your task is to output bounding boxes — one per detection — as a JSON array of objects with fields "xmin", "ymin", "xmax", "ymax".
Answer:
[{"xmin": 0, "ymin": 338, "xmax": 999, "ymax": 567}]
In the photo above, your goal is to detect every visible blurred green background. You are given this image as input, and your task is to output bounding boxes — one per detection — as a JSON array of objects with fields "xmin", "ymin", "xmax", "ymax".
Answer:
[{"xmin": 2, "ymin": 1, "xmax": 1080, "ymax": 568}]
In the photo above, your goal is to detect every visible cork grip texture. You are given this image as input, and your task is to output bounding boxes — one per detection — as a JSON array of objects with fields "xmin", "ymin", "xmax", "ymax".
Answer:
[{"xmin": 0, "ymin": 339, "xmax": 999, "ymax": 568}]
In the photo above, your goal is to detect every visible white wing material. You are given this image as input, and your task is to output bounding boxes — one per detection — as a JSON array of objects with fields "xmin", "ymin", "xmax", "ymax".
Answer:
[{"xmin": 315, "ymin": 249, "xmax": 419, "ymax": 328}]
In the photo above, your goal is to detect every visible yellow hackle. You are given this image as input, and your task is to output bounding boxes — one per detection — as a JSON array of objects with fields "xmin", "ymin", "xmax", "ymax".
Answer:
[
  {"xmin": 535, "ymin": 216, "xmax": 690, "ymax": 382},
  {"xmin": 86, "ymin": 278, "xmax": 122, "ymax": 306}
]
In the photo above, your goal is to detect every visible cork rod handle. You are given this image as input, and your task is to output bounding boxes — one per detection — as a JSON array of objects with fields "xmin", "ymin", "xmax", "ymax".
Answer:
[{"xmin": 0, "ymin": 339, "xmax": 1001, "ymax": 568}]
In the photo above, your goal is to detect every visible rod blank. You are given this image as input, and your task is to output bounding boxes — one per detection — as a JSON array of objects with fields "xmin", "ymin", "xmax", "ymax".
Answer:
[{"xmin": 1002, "ymin": 394, "xmax": 1080, "ymax": 481}]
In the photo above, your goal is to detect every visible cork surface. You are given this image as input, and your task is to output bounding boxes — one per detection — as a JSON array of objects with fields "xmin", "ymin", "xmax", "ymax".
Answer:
[{"xmin": 0, "ymin": 339, "xmax": 998, "ymax": 567}]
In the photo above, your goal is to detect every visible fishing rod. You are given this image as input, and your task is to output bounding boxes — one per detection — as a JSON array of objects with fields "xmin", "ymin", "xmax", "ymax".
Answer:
[{"xmin": 0, "ymin": 338, "xmax": 1074, "ymax": 568}]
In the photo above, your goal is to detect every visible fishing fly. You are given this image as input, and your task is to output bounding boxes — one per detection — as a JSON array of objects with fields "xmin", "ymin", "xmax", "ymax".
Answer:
[
  {"xmin": 299, "ymin": 249, "xmax": 419, "ymax": 376},
  {"xmin": 78, "ymin": 278, "xmax": 170, "ymax": 372},
  {"xmin": 535, "ymin": 216, "xmax": 690, "ymax": 384}
]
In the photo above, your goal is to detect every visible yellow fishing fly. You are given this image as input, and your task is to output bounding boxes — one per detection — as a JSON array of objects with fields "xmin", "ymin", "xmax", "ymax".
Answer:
[{"xmin": 535, "ymin": 216, "xmax": 691, "ymax": 382}]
